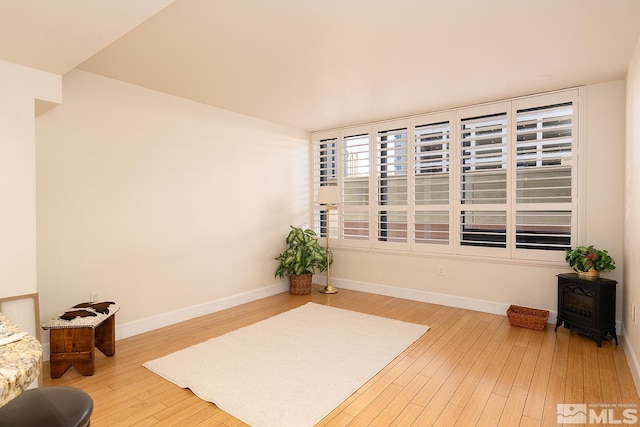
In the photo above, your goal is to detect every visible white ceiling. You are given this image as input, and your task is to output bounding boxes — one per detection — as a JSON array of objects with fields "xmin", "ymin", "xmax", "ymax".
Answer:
[
  {"xmin": 2, "ymin": 0, "xmax": 640, "ymax": 132},
  {"xmin": 0, "ymin": 0, "xmax": 176, "ymax": 75}
]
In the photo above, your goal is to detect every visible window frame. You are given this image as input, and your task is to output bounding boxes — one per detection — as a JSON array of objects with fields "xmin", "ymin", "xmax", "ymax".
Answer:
[
  {"xmin": 373, "ymin": 119, "xmax": 411, "ymax": 251},
  {"xmin": 510, "ymin": 91, "xmax": 579, "ymax": 262},
  {"xmin": 311, "ymin": 88, "xmax": 581, "ymax": 263},
  {"xmin": 411, "ymin": 111, "xmax": 455, "ymax": 254},
  {"xmin": 455, "ymin": 102, "xmax": 511, "ymax": 258}
]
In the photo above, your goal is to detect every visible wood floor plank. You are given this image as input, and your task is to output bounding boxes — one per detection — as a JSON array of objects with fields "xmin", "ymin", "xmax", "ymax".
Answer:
[
  {"xmin": 322, "ymin": 412, "xmax": 354, "ymax": 427},
  {"xmin": 391, "ymin": 402, "xmax": 424, "ymax": 426},
  {"xmin": 522, "ymin": 353, "xmax": 552, "ymax": 421},
  {"xmin": 171, "ymin": 404, "xmax": 228, "ymax": 426},
  {"xmin": 411, "ymin": 363, "xmax": 470, "ymax": 425},
  {"xmin": 343, "ymin": 357, "xmax": 415, "ymax": 417},
  {"xmin": 541, "ymin": 373, "xmax": 565, "ymax": 426},
  {"xmin": 513, "ymin": 330, "xmax": 544, "ymax": 390},
  {"xmin": 613, "ymin": 337, "xmax": 640, "ymax": 405},
  {"xmin": 522, "ymin": 326, "xmax": 558, "ymax": 420},
  {"xmin": 498, "ymin": 385, "xmax": 528, "ymax": 427},
  {"xmin": 374, "ymin": 374, "xmax": 429, "ymax": 424},
  {"xmin": 433, "ymin": 402, "xmax": 464, "ymax": 426},
  {"xmin": 598, "ymin": 344, "xmax": 623, "ymax": 405},
  {"xmin": 317, "ymin": 389, "xmax": 360, "ymax": 426},
  {"xmin": 475, "ymin": 392, "xmax": 507, "ymax": 427},
  {"xmin": 453, "ymin": 362, "xmax": 503, "ymax": 426},
  {"xmin": 449, "ymin": 350, "xmax": 493, "ymax": 407},
  {"xmin": 420, "ymin": 314, "xmax": 482, "ymax": 379},
  {"xmin": 458, "ymin": 315, "xmax": 503, "ymax": 368},
  {"xmin": 215, "ymin": 416, "xmax": 247, "ymax": 427},
  {"xmin": 38, "ymin": 287, "xmax": 638, "ymax": 427},
  {"xmin": 492, "ymin": 345, "xmax": 526, "ymax": 397},
  {"xmin": 565, "ymin": 333, "xmax": 585, "ymax": 405},
  {"xmin": 93, "ymin": 401, "xmax": 167, "ymax": 426},
  {"xmin": 347, "ymin": 383, "xmax": 403, "ymax": 426},
  {"xmin": 583, "ymin": 334, "xmax": 605, "ymax": 404},
  {"xmin": 124, "ymin": 416, "xmax": 159, "ymax": 427},
  {"xmin": 550, "ymin": 324, "xmax": 570, "ymax": 378},
  {"xmin": 412, "ymin": 350, "xmax": 465, "ymax": 407},
  {"xmin": 519, "ymin": 415, "xmax": 542, "ymax": 427}
]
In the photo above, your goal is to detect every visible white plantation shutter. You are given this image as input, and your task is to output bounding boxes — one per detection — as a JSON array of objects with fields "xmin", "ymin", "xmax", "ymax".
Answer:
[
  {"xmin": 513, "ymin": 92, "xmax": 577, "ymax": 259},
  {"xmin": 458, "ymin": 104, "xmax": 509, "ymax": 255},
  {"xmin": 459, "ymin": 111, "xmax": 508, "ymax": 204},
  {"xmin": 342, "ymin": 129, "xmax": 371, "ymax": 245},
  {"xmin": 412, "ymin": 113, "xmax": 453, "ymax": 251},
  {"xmin": 310, "ymin": 88, "xmax": 580, "ymax": 262},
  {"xmin": 515, "ymin": 210, "xmax": 571, "ymax": 249},
  {"xmin": 375, "ymin": 121, "xmax": 409, "ymax": 249},
  {"xmin": 313, "ymin": 133, "xmax": 339, "ymax": 241}
]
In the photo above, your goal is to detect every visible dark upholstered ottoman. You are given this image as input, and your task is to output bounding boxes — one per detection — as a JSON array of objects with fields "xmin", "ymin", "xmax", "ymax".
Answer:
[{"xmin": 0, "ymin": 386, "xmax": 93, "ymax": 427}]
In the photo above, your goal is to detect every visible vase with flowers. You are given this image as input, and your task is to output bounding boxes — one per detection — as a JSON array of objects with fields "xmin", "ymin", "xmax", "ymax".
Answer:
[{"xmin": 564, "ymin": 245, "xmax": 615, "ymax": 279}]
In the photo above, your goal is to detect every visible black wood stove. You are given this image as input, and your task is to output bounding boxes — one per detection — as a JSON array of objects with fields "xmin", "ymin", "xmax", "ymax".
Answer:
[{"xmin": 555, "ymin": 273, "xmax": 618, "ymax": 347}]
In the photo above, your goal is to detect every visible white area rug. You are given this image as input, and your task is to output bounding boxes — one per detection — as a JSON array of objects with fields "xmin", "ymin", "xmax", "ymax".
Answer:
[{"xmin": 143, "ymin": 302, "xmax": 429, "ymax": 427}]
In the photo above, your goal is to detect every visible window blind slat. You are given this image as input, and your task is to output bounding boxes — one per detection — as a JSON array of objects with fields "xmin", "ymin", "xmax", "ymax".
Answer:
[
  {"xmin": 459, "ymin": 112, "xmax": 508, "ymax": 213},
  {"xmin": 377, "ymin": 126, "xmax": 409, "ymax": 243}
]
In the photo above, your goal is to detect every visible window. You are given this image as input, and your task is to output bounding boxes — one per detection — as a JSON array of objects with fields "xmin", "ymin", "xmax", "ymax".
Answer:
[
  {"xmin": 413, "ymin": 114, "xmax": 452, "ymax": 251},
  {"xmin": 457, "ymin": 106, "xmax": 509, "ymax": 255},
  {"xmin": 343, "ymin": 131, "xmax": 370, "ymax": 242},
  {"xmin": 312, "ymin": 134, "xmax": 338, "ymax": 240},
  {"xmin": 375, "ymin": 122, "xmax": 409, "ymax": 248},
  {"xmin": 513, "ymin": 95, "xmax": 575, "ymax": 258},
  {"xmin": 312, "ymin": 89, "xmax": 579, "ymax": 262}
]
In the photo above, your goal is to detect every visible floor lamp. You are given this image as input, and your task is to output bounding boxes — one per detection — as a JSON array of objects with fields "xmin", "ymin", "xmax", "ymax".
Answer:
[{"xmin": 317, "ymin": 185, "xmax": 341, "ymax": 294}]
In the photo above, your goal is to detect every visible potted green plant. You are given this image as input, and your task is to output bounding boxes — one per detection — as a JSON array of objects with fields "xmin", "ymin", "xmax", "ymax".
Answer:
[
  {"xmin": 275, "ymin": 226, "xmax": 331, "ymax": 295},
  {"xmin": 565, "ymin": 245, "xmax": 615, "ymax": 279}
]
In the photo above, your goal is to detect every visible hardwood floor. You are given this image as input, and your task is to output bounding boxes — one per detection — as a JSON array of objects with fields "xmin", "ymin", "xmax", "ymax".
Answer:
[{"xmin": 42, "ymin": 286, "xmax": 640, "ymax": 426}]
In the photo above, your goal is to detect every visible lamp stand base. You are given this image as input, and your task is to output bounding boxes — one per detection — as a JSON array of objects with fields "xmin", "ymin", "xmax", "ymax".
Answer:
[{"xmin": 319, "ymin": 285, "xmax": 338, "ymax": 294}]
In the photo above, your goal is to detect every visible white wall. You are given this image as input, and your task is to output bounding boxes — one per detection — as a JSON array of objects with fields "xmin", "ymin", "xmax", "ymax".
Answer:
[
  {"xmin": 35, "ymin": 70, "xmax": 309, "ymax": 340},
  {"xmin": 624, "ymin": 37, "xmax": 640, "ymax": 392},
  {"xmin": 0, "ymin": 60, "xmax": 60, "ymax": 299},
  {"xmin": 583, "ymin": 81, "xmax": 626, "ymax": 316},
  {"xmin": 33, "ymin": 70, "xmax": 627, "ymax": 359},
  {"xmin": 327, "ymin": 81, "xmax": 626, "ymax": 318}
]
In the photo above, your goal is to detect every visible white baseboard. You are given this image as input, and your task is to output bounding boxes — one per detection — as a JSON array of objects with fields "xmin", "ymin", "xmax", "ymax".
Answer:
[
  {"xmin": 329, "ymin": 276, "xmax": 559, "ymax": 321},
  {"xmin": 115, "ymin": 282, "xmax": 288, "ymax": 340},
  {"xmin": 41, "ymin": 282, "xmax": 288, "ymax": 361},
  {"xmin": 329, "ymin": 276, "xmax": 625, "ymax": 334},
  {"xmin": 621, "ymin": 323, "xmax": 640, "ymax": 396}
]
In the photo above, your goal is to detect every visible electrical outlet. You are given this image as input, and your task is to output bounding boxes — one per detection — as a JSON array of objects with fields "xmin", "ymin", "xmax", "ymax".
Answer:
[
  {"xmin": 438, "ymin": 265, "xmax": 445, "ymax": 276},
  {"xmin": 90, "ymin": 292, "xmax": 100, "ymax": 303},
  {"xmin": 633, "ymin": 304, "xmax": 637, "ymax": 324}
]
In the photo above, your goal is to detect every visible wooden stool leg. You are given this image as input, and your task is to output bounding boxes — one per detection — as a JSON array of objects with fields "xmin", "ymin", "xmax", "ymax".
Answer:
[
  {"xmin": 49, "ymin": 328, "xmax": 95, "ymax": 378},
  {"xmin": 95, "ymin": 315, "xmax": 116, "ymax": 356},
  {"xmin": 49, "ymin": 358, "xmax": 72, "ymax": 379}
]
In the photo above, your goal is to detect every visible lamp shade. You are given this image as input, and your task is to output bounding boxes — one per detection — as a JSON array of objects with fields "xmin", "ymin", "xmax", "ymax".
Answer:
[{"xmin": 317, "ymin": 185, "xmax": 341, "ymax": 205}]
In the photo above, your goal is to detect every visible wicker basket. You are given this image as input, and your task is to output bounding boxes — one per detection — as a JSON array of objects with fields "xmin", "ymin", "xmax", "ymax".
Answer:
[
  {"xmin": 288, "ymin": 273, "xmax": 312, "ymax": 295},
  {"xmin": 507, "ymin": 305, "xmax": 549, "ymax": 331}
]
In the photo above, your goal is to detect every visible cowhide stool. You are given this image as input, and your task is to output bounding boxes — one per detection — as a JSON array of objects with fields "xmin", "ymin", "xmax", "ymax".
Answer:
[
  {"xmin": 0, "ymin": 386, "xmax": 93, "ymax": 427},
  {"xmin": 42, "ymin": 301, "xmax": 120, "ymax": 378}
]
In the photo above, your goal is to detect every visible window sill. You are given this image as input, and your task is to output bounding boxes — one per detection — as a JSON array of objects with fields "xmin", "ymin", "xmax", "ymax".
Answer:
[{"xmin": 329, "ymin": 244, "xmax": 568, "ymax": 269}]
